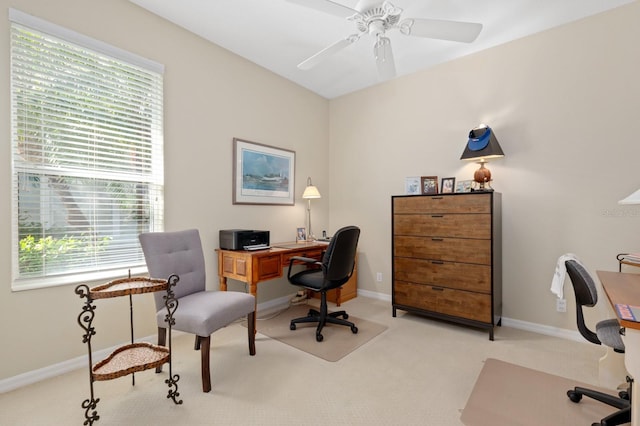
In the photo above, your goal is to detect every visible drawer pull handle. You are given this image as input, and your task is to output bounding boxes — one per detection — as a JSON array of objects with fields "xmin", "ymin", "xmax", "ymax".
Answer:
[
  {"xmin": 432, "ymin": 197, "xmax": 444, "ymax": 200},
  {"xmin": 431, "ymin": 215, "xmax": 443, "ymax": 218},
  {"xmin": 431, "ymin": 286, "xmax": 444, "ymax": 291},
  {"xmin": 431, "ymin": 261, "xmax": 444, "ymax": 265},
  {"xmin": 432, "ymin": 238, "xmax": 443, "ymax": 242}
]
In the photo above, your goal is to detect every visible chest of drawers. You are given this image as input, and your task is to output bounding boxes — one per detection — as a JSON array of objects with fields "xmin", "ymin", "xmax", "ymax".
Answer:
[{"xmin": 391, "ymin": 192, "xmax": 502, "ymax": 340}]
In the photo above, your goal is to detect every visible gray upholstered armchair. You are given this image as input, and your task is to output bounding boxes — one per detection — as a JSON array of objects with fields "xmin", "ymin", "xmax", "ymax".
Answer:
[{"xmin": 139, "ymin": 229, "xmax": 256, "ymax": 392}]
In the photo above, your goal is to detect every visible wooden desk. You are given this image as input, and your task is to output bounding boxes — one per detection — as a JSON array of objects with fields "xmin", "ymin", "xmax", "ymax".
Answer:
[
  {"xmin": 216, "ymin": 241, "xmax": 357, "ymax": 330},
  {"xmin": 597, "ymin": 270, "xmax": 640, "ymax": 425}
]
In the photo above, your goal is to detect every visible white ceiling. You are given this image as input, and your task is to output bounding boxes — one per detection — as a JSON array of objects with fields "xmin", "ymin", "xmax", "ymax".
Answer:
[{"xmin": 129, "ymin": 0, "xmax": 634, "ymax": 99}]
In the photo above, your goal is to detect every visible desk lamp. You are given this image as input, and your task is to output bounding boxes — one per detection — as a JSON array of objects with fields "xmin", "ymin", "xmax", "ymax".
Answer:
[
  {"xmin": 460, "ymin": 124, "xmax": 505, "ymax": 191},
  {"xmin": 302, "ymin": 177, "xmax": 321, "ymax": 241}
]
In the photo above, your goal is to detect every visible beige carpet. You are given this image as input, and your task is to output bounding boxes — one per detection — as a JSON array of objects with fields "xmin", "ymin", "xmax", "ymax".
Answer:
[
  {"xmin": 461, "ymin": 358, "xmax": 624, "ymax": 426},
  {"xmin": 246, "ymin": 303, "xmax": 387, "ymax": 362}
]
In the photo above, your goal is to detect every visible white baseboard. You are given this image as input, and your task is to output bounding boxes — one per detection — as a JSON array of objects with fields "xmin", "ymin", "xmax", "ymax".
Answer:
[
  {"xmin": 0, "ymin": 296, "xmax": 292, "ymax": 394},
  {"xmin": 0, "ymin": 335, "xmax": 158, "ymax": 394},
  {"xmin": 0, "ymin": 291, "xmax": 582, "ymax": 393},
  {"xmin": 501, "ymin": 316, "xmax": 584, "ymax": 343}
]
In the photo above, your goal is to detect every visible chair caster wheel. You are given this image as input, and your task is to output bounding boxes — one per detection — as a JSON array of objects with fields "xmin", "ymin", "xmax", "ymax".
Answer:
[
  {"xmin": 351, "ymin": 325, "xmax": 358, "ymax": 334},
  {"xmin": 316, "ymin": 333, "xmax": 323, "ymax": 342},
  {"xmin": 343, "ymin": 313, "xmax": 349, "ymax": 320},
  {"xmin": 290, "ymin": 323, "xmax": 296, "ymax": 330},
  {"xmin": 567, "ymin": 390, "xmax": 582, "ymax": 403}
]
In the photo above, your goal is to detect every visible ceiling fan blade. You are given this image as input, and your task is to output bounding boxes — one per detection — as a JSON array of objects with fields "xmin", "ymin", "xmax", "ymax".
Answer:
[
  {"xmin": 287, "ymin": 0, "xmax": 358, "ymax": 18},
  {"xmin": 400, "ymin": 18, "xmax": 483, "ymax": 43},
  {"xmin": 374, "ymin": 36, "xmax": 396, "ymax": 80},
  {"xmin": 298, "ymin": 35, "xmax": 360, "ymax": 70}
]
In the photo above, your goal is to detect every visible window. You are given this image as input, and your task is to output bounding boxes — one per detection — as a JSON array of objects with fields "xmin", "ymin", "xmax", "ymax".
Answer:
[{"xmin": 10, "ymin": 10, "xmax": 164, "ymax": 290}]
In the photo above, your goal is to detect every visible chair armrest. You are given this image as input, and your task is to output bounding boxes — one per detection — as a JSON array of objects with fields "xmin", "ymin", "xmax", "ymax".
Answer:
[{"xmin": 287, "ymin": 256, "xmax": 322, "ymax": 280}]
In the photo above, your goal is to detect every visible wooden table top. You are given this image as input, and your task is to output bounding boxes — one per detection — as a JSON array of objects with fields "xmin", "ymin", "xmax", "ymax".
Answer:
[{"xmin": 597, "ymin": 270, "xmax": 640, "ymax": 330}]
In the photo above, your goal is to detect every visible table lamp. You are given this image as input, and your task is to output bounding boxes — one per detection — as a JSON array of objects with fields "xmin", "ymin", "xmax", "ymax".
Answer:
[
  {"xmin": 460, "ymin": 124, "xmax": 505, "ymax": 191},
  {"xmin": 302, "ymin": 177, "xmax": 321, "ymax": 241}
]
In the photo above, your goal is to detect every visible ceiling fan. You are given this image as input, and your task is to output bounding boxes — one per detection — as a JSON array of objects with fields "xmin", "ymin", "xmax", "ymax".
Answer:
[{"xmin": 288, "ymin": 0, "xmax": 483, "ymax": 80}]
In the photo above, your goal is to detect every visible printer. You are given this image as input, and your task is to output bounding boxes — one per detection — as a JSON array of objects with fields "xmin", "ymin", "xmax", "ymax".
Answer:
[{"xmin": 219, "ymin": 229, "xmax": 270, "ymax": 250}]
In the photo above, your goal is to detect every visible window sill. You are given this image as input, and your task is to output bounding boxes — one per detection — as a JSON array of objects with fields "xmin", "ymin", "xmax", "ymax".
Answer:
[{"xmin": 12, "ymin": 266, "xmax": 149, "ymax": 292}]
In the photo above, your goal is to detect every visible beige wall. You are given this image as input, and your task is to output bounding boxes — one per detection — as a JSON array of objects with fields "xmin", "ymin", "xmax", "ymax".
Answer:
[
  {"xmin": 329, "ymin": 2, "xmax": 640, "ymax": 331},
  {"xmin": 1, "ymin": 0, "xmax": 640, "ymax": 383},
  {"xmin": 0, "ymin": 0, "xmax": 329, "ymax": 380}
]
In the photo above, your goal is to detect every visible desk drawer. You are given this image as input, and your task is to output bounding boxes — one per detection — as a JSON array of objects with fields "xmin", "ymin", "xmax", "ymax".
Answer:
[
  {"xmin": 282, "ymin": 249, "xmax": 323, "ymax": 266},
  {"xmin": 254, "ymin": 254, "xmax": 281, "ymax": 281}
]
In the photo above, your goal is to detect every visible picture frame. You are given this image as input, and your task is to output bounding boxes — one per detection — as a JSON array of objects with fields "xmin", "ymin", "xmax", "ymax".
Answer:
[
  {"xmin": 441, "ymin": 177, "xmax": 456, "ymax": 194},
  {"xmin": 405, "ymin": 177, "xmax": 421, "ymax": 195},
  {"xmin": 296, "ymin": 227, "xmax": 306, "ymax": 242},
  {"xmin": 421, "ymin": 176, "xmax": 439, "ymax": 195},
  {"xmin": 233, "ymin": 138, "xmax": 295, "ymax": 205},
  {"xmin": 455, "ymin": 180, "xmax": 473, "ymax": 193}
]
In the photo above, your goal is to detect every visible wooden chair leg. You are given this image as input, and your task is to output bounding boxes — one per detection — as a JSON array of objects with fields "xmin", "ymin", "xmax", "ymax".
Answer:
[
  {"xmin": 248, "ymin": 311, "xmax": 256, "ymax": 356},
  {"xmin": 156, "ymin": 327, "xmax": 167, "ymax": 373},
  {"xmin": 200, "ymin": 335, "xmax": 211, "ymax": 392}
]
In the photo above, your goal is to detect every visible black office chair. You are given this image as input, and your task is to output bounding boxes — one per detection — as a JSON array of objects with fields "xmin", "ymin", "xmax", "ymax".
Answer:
[
  {"xmin": 287, "ymin": 226, "xmax": 360, "ymax": 342},
  {"xmin": 564, "ymin": 259, "xmax": 630, "ymax": 426}
]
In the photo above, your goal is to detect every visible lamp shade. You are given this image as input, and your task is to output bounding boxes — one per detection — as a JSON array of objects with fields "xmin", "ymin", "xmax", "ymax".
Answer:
[
  {"xmin": 460, "ymin": 125, "xmax": 505, "ymax": 161},
  {"xmin": 302, "ymin": 177, "xmax": 321, "ymax": 199},
  {"xmin": 619, "ymin": 189, "xmax": 640, "ymax": 205}
]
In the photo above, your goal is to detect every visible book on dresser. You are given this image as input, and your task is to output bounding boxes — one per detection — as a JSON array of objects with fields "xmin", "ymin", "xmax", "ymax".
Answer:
[{"xmin": 391, "ymin": 192, "xmax": 502, "ymax": 340}]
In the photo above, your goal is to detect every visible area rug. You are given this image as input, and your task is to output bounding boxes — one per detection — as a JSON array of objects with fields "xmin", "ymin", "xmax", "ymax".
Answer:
[
  {"xmin": 244, "ymin": 304, "xmax": 387, "ymax": 362},
  {"xmin": 461, "ymin": 358, "xmax": 623, "ymax": 426}
]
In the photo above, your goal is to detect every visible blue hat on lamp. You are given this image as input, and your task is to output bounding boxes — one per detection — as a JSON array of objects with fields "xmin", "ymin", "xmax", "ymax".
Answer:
[
  {"xmin": 461, "ymin": 125, "xmax": 504, "ymax": 159},
  {"xmin": 460, "ymin": 124, "xmax": 505, "ymax": 191}
]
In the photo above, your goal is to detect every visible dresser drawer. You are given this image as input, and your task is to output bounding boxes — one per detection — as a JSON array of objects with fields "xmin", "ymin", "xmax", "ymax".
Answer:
[
  {"xmin": 393, "ymin": 193, "xmax": 490, "ymax": 214},
  {"xmin": 394, "ymin": 281, "xmax": 491, "ymax": 323},
  {"xmin": 394, "ymin": 235, "xmax": 491, "ymax": 265},
  {"xmin": 394, "ymin": 213, "xmax": 490, "ymax": 239},
  {"xmin": 394, "ymin": 257, "xmax": 491, "ymax": 293}
]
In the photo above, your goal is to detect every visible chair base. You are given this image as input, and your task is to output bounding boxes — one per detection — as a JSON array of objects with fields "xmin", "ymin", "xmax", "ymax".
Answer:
[
  {"xmin": 567, "ymin": 385, "xmax": 631, "ymax": 426},
  {"xmin": 289, "ymin": 294, "xmax": 358, "ymax": 342}
]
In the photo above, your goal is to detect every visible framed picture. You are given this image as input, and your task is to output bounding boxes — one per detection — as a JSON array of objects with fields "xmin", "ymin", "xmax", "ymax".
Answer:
[
  {"xmin": 405, "ymin": 177, "xmax": 421, "ymax": 195},
  {"xmin": 296, "ymin": 227, "xmax": 306, "ymax": 242},
  {"xmin": 233, "ymin": 138, "xmax": 295, "ymax": 205},
  {"xmin": 441, "ymin": 177, "xmax": 456, "ymax": 194},
  {"xmin": 455, "ymin": 180, "xmax": 473, "ymax": 193},
  {"xmin": 421, "ymin": 176, "xmax": 439, "ymax": 195}
]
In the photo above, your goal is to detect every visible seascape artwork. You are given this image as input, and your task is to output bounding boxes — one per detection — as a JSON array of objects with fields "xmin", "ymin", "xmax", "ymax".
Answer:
[
  {"xmin": 233, "ymin": 138, "xmax": 295, "ymax": 205},
  {"xmin": 241, "ymin": 148, "xmax": 290, "ymax": 193}
]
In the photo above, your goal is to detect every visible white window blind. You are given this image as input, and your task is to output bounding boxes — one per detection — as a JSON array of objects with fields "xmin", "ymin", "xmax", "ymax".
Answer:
[{"xmin": 10, "ymin": 10, "xmax": 164, "ymax": 290}]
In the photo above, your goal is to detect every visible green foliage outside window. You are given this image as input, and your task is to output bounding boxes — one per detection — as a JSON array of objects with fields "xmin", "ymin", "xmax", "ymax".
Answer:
[{"xmin": 18, "ymin": 221, "xmax": 112, "ymax": 276}]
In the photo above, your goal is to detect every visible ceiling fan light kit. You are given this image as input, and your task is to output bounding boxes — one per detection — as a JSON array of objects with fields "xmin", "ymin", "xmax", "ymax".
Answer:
[{"xmin": 290, "ymin": 0, "xmax": 483, "ymax": 80}]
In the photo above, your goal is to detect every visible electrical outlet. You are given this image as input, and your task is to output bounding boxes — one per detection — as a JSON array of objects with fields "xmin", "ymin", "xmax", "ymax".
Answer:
[
  {"xmin": 376, "ymin": 272, "xmax": 382, "ymax": 282},
  {"xmin": 556, "ymin": 298, "xmax": 567, "ymax": 312}
]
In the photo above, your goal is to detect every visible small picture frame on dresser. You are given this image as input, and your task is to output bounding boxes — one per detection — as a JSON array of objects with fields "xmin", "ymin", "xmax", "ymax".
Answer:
[
  {"xmin": 455, "ymin": 180, "xmax": 473, "ymax": 193},
  {"xmin": 421, "ymin": 176, "xmax": 438, "ymax": 194},
  {"xmin": 405, "ymin": 177, "xmax": 421, "ymax": 195},
  {"xmin": 296, "ymin": 227, "xmax": 306, "ymax": 242},
  {"xmin": 441, "ymin": 177, "xmax": 455, "ymax": 194}
]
